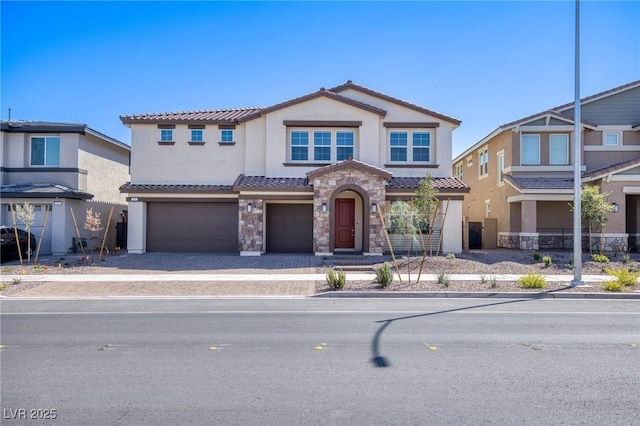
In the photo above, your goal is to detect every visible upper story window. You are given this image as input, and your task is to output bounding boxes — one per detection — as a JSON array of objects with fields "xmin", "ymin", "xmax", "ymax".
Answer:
[
  {"xmin": 497, "ymin": 152, "xmax": 505, "ymax": 184},
  {"xmin": 389, "ymin": 130, "xmax": 432, "ymax": 163},
  {"xmin": 190, "ymin": 130, "xmax": 203, "ymax": 142},
  {"xmin": 336, "ymin": 131, "xmax": 354, "ymax": 161},
  {"xmin": 549, "ymin": 134, "xmax": 569, "ymax": 164},
  {"xmin": 313, "ymin": 131, "xmax": 331, "ymax": 161},
  {"xmin": 521, "ymin": 134, "xmax": 540, "ymax": 165},
  {"xmin": 291, "ymin": 131, "xmax": 309, "ymax": 161},
  {"xmin": 455, "ymin": 163, "xmax": 463, "ymax": 179},
  {"xmin": 30, "ymin": 136, "xmax": 60, "ymax": 166},
  {"xmin": 160, "ymin": 129, "xmax": 173, "ymax": 142},
  {"xmin": 478, "ymin": 148, "xmax": 488, "ymax": 176},
  {"xmin": 221, "ymin": 129, "xmax": 234, "ymax": 143},
  {"xmin": 604, "ymin": 132, "xmax": 620, "ymax": 146},
  {"xmin": 289, "ymin": 128, "xmax": 356, "ymax": 163}
]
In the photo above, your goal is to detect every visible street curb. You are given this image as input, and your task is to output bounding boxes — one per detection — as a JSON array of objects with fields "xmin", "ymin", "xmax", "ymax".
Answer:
[{"xmin": 312, "ymin": 291, "xmax": 640, "ymax": 299}]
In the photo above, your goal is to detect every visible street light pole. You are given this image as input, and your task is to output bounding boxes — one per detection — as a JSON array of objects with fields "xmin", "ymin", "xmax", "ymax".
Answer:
[{"xmin": 572, "ymin": 0, "xmax": 584, "ymax": 286}]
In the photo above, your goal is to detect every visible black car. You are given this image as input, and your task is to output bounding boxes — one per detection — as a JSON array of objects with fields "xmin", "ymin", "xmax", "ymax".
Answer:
[{"xmin": 1, "ymin": 226, "xmax": 37, "ymax": 263}]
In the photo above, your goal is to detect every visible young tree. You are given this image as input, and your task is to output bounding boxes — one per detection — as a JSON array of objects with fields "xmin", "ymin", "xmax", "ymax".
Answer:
[
  {"xmin": 571, "ymin": 184, "xmax": 615, "ymax": 254},
  {"xmin": 15, "ymin": 202, "xmax": 35, "ymax": 263},
  {"xmin": 84, "ymin": 208, "xmax": 104, "ymax": 251}
]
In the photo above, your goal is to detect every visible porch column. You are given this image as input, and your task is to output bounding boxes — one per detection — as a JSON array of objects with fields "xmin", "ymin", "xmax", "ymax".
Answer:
[
  {"xmin": 520, "ymin": 199, "xmax": 538, "ymax": 250},
  {"xmin": 127, "ymin": 200, "xmax": 146, "ymax": 254},
  {"xmin": 239, "ymin": 199, "xmax": 263, "ymax": 256}
]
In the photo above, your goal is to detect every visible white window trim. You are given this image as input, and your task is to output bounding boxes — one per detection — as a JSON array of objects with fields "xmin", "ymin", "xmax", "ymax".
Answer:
[
  {"xmin": 388, "ymin": 129, "xmax": 433, "ymax": 164},
  {"xmin": 288, "ymin": 128, "xmax": 356, "ymax": 163},
  {"xmin": 220, "ymin": 129, "xmax": 234, "ymax": 143},
  {"xmin": 497, "ymin": 152, "xmax": 505, "ymax": 185},
  {"xmin": 603, "ymin": 131, "xmax": 621, "ymax": 146},
  {"xmin": 521, "ymin": 134, "xmax": 540, "ymax": 165},
  {"xmin": 478, "ymin": 148, "xmax": 488, "ymax": 177},
  {"xmin": 549, "ymin": 133, "xmax": 569, "ymax": 165},
  {"xmin": 190, "ymin": 129, "xmax": 204, "ymax": 143},
  {"xmin": 160, "ymin": 129, "xmax": 173, "ymax": 142}
]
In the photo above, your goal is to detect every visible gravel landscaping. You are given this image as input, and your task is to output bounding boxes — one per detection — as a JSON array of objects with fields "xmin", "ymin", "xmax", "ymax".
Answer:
[{"xmin": 1, "ymin": 249, "xmax": 639, "ymax": 296}]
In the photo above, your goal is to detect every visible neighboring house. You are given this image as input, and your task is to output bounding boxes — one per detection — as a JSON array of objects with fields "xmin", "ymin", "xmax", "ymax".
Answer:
[
  {"xmin": 453, "ymin": 80, "xmax": 640, "ymax": 252},
  {"xmin": 120, "ymin": 81, "xmax": 469, "ymax": 256},
  {"xmin": 1, "ymin": 121, "xmax": 130, "ymax": 255}
]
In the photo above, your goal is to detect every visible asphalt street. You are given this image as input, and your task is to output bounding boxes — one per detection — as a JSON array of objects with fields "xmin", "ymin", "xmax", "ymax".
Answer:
[{"xmin": 1, "ymin": 298, "xmax": 639, "ymax": 425}]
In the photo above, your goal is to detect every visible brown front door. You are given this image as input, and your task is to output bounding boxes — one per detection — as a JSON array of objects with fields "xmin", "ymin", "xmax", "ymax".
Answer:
[{"xmin": 335, "ymin": 198, "xmax": 355, "ymax": 249}]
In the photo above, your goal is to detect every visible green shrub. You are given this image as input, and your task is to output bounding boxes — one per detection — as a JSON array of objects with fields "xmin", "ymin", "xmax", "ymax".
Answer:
[
  {"xmin": 489, "ymin": 275, "xmax": 498, "ymax": 289},
  {"xmin": 480, "ymin": 275, "xmax": 487, "ymax": 284},
  {"xmin": 604, "ymin": 267, "xmax": 640, "ymax": 287},
  {"xmin": 326, "ymin": 268, "xmax": 346, "ymax": 290},
  {"xmin": 0, "ymin": 284, "xmax": 6, "ymax": 291},
  {"xmin": 446, "ymin": 253, "xmax": 456, "ymax": 260},
  {"xmin": 591, "ymin": 253, "xmax": 610, "ymax": 263},
  {"xmin": 542, "ymin": 255, "xmax": 552, "ymax": 268},
  {"xmin": 375, "ymin": 263, "xmax": 393, "ymax": 288},
  {"xmin": 11, "ymin": 277, "xmax": 21, "ymax": 285},
  {"xmin": 518, "ymin": 273, "xmax": 546, "ymax": 289},
  {"xmin": 533, "ymin": 252, "xmax": 542, "ymax": 261},
  {"xmin": 603, "ymin": 280, "xmax": 625, "ymax": 292},
  {"xmin": 437, "ymin": 273, "xmax": 451, "ymax": 288},
  {"xmin": 621, "ymin": 253, "xmax": 631, "ymax": 264}
]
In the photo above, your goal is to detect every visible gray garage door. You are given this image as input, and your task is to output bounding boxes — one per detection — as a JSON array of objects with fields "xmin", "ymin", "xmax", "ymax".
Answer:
[
  {"xmin": 147, "ymin": 202, "xmax": 238, "ymax": 252},
  {"xmin": 266, "ymin": 204, "xmax": 313, "ymax": 253}
]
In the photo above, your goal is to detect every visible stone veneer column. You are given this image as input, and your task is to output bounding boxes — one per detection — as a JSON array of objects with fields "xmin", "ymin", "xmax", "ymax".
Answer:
[
  {"xmin": 239, "ymin": 199, "xmax": 263, "ymax": 255},
  {"xmin": 311, "ymin": 166, "xmax": 387, "ymax": 255}
]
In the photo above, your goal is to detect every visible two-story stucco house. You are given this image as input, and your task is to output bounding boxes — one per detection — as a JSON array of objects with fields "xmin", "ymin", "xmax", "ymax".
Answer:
[
  {"xmin": 120, "ymin": 81, "xmax": 469, "ymax": 256},
  {"xmin": 1, "ymin": 121, "xmax": 131, "ymax": 256},
  {"xmin": 453, "ymin": 80, "xmax": 640, "ymax": 252}
]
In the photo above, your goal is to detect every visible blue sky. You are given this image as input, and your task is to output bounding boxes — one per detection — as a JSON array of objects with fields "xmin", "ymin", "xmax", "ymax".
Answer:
[{"xmin": 1, "ymin": 1, "xmax": 638, "ymax": 157}]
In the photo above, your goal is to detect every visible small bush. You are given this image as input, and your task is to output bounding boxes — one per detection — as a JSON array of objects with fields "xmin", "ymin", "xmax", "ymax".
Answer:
[
  {"xmin": 11, "ymin": 277, "xmax": 21, "ymax": 285},
  {"xmin": 621, "ymin": 253, "xmax": 631, "ymax": 264},
  {"xmin": 446, "ymin": 253, "xmax": 456, "ymax": 260},
  {"xmin": 489, "ymin": 275, "xmax": 498, "ymax": 289},
  {"xmin": 603, "ymin": 281, "xmax": 625, "ymax": 292},
  {"xmin": 437, "ymin": 273, "xmax": 451, "ymax": 288},
  {"xmin": 375, "ymin": 263, "xmax": 393, "ymax": 288},
  {"xmin": 533, "ymin": 252, "xmax": 542, "ymax": 261},
  {"xmin": 326, "ymin": 268, "xmax": 346, "ymax": 290},
  {"xmin": 604, "ymin": 267, "xmax": 640, "ymax": 287},
  {"xmin": 518, "ymin": 273, "xmax": 546, "ymax": 289},
  {"xmin": 591, "ymin": 254, "xmax": 610, "ymax": 263},
  {"xmin": 480, "ymin": 275, "xmax": 487, "ymax": 284},
  {"xmin": 542, "ymin": 255, "xmax": 552, "ymax": 268},
  {"xmin": 0, "ymin": 284, "xmax": 6, "ymax": 291}
]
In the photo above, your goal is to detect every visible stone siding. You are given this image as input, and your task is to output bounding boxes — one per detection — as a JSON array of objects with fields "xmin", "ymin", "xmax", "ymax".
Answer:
[{"xmin": 239, "ymin": 199, "xmax": 263, "ymax": 252}]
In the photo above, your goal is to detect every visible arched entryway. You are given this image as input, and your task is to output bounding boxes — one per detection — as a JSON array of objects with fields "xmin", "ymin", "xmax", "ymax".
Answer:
[{"xmin": 330, "ymin": 186, "xmax": 370, "ymax": 252}]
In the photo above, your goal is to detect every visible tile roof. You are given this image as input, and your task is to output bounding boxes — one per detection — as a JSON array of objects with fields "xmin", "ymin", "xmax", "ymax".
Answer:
[
  {"xmin": 329, "ymin": 80, "xmax": 462, "ymax": 126},
  {"xmin": 1, "ymin": 183, "xmax": 93, "ymax": 200},
  {"xmin": 504, "ymin": 176, "xmax": 574, "ymax": 190},
  {"xmin": 120, "ymin": 108, "xmax": 263, "ymax": 124},
  {"xmin": 307, "ymin": 158, "xmax": 393, "ymax": 179},
  {"xmin": 583, "ymin": 158, "xmax": 640, "ymax": 180},
  {"xmin": 387, "ymin": 176, "xmax": 469, "ymax": 191},
  {"xmin": 233, "ymin": 175, "xmax": 311, "ymax": 189},
  {"xmin": 120, "ymin": 183, "xmax": 234, "ymax": 192}
]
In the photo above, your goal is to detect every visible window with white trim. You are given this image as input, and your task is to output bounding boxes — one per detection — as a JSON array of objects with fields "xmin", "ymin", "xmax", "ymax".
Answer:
[
  {"xmin": 388, "ymin": 130, "xmax": 432, "ymax": 163},
  {"xmin": 30, "ymin": 136, "xmax": 60, "ymax": 166},
  {"xmin": 190, "ymin": 129, "xmax": 203, "ymax": 142},
  {"xmin": 160, "ymin": 129, "xmax": 173, "ymax": 142},
  {"xmin": 288, "ymin": 128, "xmax": 356, "ymax": 163},
  {"xmin": 221, "ymin": 129, "xmax": 234, "ymax": 143},
  {"xmin": 549, "ymin": 134, "xmax": 569, "ymax": 164},
  {"xmin": 455, "ymin": 163, "xmax": 463, "ymax": 179},
  {"xmin": 478, "ymin": 148, "xmax": 488, "ymax": 176},
  {"xmin": 604, "ymin": 132, "xmax": 620, "ymax": 146},
  {"xmin": 485, "ymin": 200, "xmax": 491, "ymax": 218},
  {"xmin": 521, "ymin": 134, "xmax": 540, "ymax": 165},
  {"xmin": 497, "ymin": 152, "xmax": 504, "ymax": 184}
]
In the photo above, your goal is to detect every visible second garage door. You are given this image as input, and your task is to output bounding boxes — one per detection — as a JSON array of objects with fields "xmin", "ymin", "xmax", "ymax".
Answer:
[
  {"xmin": 266, "ymin": 204, "xmax": 313, "ymax": 253},
  {"xmin": 147, "ymin": 202, "xmax": 237, "ymax": 252}
]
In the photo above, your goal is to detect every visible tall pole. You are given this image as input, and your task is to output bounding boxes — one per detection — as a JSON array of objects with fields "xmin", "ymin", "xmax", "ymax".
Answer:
[{"xmin": 572, "ymin": 0, "xmax": 584, "ymax": 285}]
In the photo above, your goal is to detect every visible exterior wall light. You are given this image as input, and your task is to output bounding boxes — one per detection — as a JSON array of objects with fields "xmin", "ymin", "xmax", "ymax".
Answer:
[
  {"xmin": 371, "ymin": 203, "xmax": 377, "ymax": 213},
  {"xmin": 321, "ymin": 203, "xmax": 327, "ymax": 213},
  {"xmin": 612, "ymin": 203, "xmax": 619, "ymax": 212},
  {"xmin": 247, "ymin": 203, "xmax": 253, "ymax": 213}
]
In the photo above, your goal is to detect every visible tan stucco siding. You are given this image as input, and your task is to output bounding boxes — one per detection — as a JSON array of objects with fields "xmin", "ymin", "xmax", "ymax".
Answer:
[
  {"xmin": 78, "ymin": 134, "xmax": 129, "ymax": 203},
  {"xmin": 129, "ymin": 124, "xmax": 245, "ymax": 185}
]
